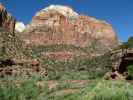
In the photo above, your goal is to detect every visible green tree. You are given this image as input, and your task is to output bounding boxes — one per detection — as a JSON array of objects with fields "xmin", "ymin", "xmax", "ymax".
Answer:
[
  {"xmin": 123, "ymin": 36, "xmax": 133, "ymax": 48},
  {"xmin": 119, "ymin": 36, "xmax": 133, "ymax": 49}
]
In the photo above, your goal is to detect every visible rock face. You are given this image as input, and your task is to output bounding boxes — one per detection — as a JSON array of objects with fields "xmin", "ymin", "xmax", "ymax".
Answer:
[
  {"xmin": 0, "ymin": 4, "xmax": 48, "ymax": 78},
  {"xmin": 0, "ymin": 4, "xmax": 15, "ymax": 33},
  {"xmin": 24, "ymin": 5, "xmax": 118, "ymax": 56},
  {"xmin": 0, "ymin": 4, "xmax": 28, "ymax": 60}
]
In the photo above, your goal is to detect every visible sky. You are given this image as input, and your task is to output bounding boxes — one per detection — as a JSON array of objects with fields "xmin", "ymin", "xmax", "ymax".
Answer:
[{"xmin": 0, "ymin": 0, "xmax": 133, "ymax": 41}]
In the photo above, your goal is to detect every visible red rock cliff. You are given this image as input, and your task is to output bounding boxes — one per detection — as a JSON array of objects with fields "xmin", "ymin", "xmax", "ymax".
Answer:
[
  {"xmin": 0, "ymin": 4, "xmax": 15, "ymax": 33},
  {"xmin": 24, "ymin": 5, "xmax": 118, "ymax": 54}
]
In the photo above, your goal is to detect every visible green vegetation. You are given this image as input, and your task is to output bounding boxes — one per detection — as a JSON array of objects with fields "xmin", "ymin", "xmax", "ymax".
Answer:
[
  {"xmin": 127, "ymin": 65, "xmax": 133, "ymax": 77},
  {"xmin": 120, "ymin": 36, "xmax": 133, "ymax": 49},
  {"xmin": 125, "ymin": 36, "xmax": 133, "ymax": 48},
  {"xmin": 0, "ymin": 78, "xmax": 132, "ymax": 100},
  {"xmin": 41, "ymin": 52, "xmax": 112, "ymax": 80},
  {"xmin": 0, "ymin": 79, "xmax": 48, "ymax": 100},
  {"xmin": 84, "ymin": 80, "xmax": 133, "ymax": 100},
  {"xmin": 30, "ymin": 44, "xmax": 90, "ymax": 58},
  {"xmin": 0, "ymin": 30, "xmax": 132, "ymax": 100}
]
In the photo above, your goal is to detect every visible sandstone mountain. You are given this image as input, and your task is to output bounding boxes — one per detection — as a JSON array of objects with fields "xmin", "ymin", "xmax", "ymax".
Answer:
[
  {"xmin": 23, "ymin": 5, "xmax": 118, "ymax": 58},
  {"xmin": 0, "ymin": 4, "xmax": 118, "ymax": 60}
]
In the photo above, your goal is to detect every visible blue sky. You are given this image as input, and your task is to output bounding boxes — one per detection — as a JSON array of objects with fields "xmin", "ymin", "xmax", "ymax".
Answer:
[{"xmin": 0, "ymin": 0, "xmax": 133, "ymax": 41}]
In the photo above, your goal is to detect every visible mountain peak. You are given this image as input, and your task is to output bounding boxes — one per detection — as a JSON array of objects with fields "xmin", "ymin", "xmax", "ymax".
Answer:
[{"xmin": 38, "ymin": 5, "xmax": 79, "ymax": 18}]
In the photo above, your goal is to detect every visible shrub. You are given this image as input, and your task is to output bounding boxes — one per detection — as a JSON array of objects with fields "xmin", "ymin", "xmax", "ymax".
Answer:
[
  {"xmin": 0, "ymin": 79, "xmax": 50, "ymax": 100},
  {"xmin": 41, "ymin": 52, "xmax": 112, "ymax": 80},
  {"xmin": 121, "ymin": 36, "xmax": 133, "ymax": 49},
  {"xmin": 127, "ymin": 65, "xmax": 133, "ymax": 77},
  {"xmin": 84, "ymin": 80, "xmax": 133, "ymax": 100}
]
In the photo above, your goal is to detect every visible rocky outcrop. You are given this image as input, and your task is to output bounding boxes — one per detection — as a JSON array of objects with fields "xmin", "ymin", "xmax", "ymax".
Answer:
[
  {"xmin": 0, "ymin": 4, "xmax": 48, "ymax": 78},
  {"xmin": 0, "ymin": 4, "xmax": 15, "ymax": 33},
  {"xmin": 43, "ymin": 51, "xmax": 74, "ymax": 60},
  {"xmin": 24, "ymin": 5, "xmax": 118, "ymax": 57},
  {"xmin": 0, "ymin": 58, "xmax": 47, "ymax": 78},
  {"xmin": 0, "ymin": 5, "xmax": 32, "ymax": 65}
]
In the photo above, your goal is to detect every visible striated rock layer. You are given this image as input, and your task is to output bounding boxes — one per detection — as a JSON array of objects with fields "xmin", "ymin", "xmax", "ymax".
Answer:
[
  {"xmin": 24, "ymin": 5, "xmax": 118, "ymax": 56},
  {"xmin": 0, "ymin": 4, "xmax": 15, "ymax": 33}
]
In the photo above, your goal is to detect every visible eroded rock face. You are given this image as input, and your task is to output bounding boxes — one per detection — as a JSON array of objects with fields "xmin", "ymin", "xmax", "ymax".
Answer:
[
  {"xmin": 24, "ymin": 5, "xmax": 118, "ymax": 55},
  {"xmin": 0, "ymin": 4, "xmax": 15, "ymax": 33},
  {"xmin": 0, "ymin": 4, "xmax": 29, "ymax": 61},
  {"xmin": 0, "ymin": 58, "xmax": 47, "ymax": 78}
]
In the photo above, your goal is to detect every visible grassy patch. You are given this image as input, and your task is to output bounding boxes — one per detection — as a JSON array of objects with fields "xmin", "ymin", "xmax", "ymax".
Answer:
[
  {"xmin": 84, "ymin": 80, "xmax": 133, "ymax": 100},
  {"xmin": 0, "ymin": 78, "xmax": 132, "ymax": 100}
]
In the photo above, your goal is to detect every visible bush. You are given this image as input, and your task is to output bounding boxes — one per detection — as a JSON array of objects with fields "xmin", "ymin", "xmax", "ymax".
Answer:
[
  {"xmin": 0, "ymin": 79, "xmax": 52, "ymax": 100},
  {"xmin": 121, "ymin": 36, "xmax": 133, "ymax": 49},
  {"xmin": 84, "ymin": 80, "xmax": 133, "ymax": 100},
  {"xmin": 41, "ymin": 52, "xmax": 112, "ymax": 80},
  {"xmin": 127, "ymin": 65, "xmax": 133, "ymax": 77}
]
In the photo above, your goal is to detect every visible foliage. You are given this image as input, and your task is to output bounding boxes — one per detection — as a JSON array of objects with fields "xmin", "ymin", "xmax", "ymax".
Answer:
[
  {"xmin": 84, "ymin": 80, "xmax": 133, "ymax": 100},
  {"xmin": 0, "ymin": 79, "xmax": 50, "ymax": 100},
  {"xmin": 121, "ymin": 36, "xmax": 133, "ymax": 49},
  {"xmin": 41, "ymin": 52, "xmax": 112, "ymax": 80},
  {"xmin": 0, "ymin": 78, "xmax": 133, "ymax": 100},
  {"xmin": 127, "ymin": 65, "xmax": 133, "ymax": 77},
  {"xmin": 30, "ymin": 44, "xmax": 90, "ymax": 58},
  {"xmin": 0, "ymin": 77, "xmax": 97, "ymax": 100}
]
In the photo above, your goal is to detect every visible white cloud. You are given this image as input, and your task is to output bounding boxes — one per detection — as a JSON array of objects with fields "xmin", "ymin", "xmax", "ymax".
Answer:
[{"xmin": 15, "ymin": 22, "xmax": 26, "ymax": 33}]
